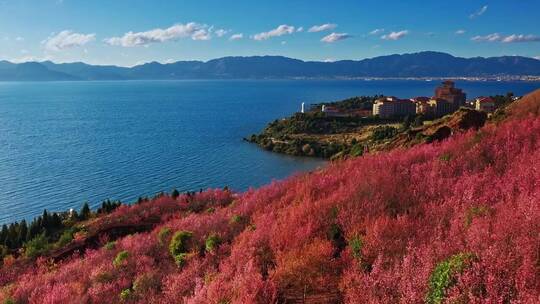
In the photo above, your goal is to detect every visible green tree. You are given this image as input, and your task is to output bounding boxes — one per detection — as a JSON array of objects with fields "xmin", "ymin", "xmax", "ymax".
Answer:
[
  {"xmin": 80, "ymin": 202, "xmax": 91, "ymax": 220},
  {"xmin": 171, "ymin": 189, "xmax": 180, "ymax": 200}
]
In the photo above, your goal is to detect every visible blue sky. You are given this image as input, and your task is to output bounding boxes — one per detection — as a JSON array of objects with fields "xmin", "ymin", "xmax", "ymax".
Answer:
[{"xmin": 0, "ymin": 0, "xmax": 539, "ymax": 66}]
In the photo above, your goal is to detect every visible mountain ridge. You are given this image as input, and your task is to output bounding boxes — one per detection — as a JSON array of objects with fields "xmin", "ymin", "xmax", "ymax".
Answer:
[{"xmin": 1, "ymin": 51, "xmax": 540, "ymax": 81}]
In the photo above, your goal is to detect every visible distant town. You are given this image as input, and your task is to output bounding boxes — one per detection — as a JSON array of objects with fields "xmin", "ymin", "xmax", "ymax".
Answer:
[{"xmin": 306, "ymin": 80, "xmax": 519, "ymax": 120}]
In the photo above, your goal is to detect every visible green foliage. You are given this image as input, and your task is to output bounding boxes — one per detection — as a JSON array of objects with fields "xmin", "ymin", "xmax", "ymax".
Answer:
[
  {"xmin": 350, "ymin": 144, "xmax": 364, "ymax": 157},
  {"xmin": 173, "ymin": 253, "xmax": 189, "ymax": 267},
  {"xmin": 104, "ymin": 241, "xmax": 116, "ymax": 250},
  {"xmin": 171, "ymin": 189, "xmax": 180, "ymax": 199},
  {"xmin": 120, "ymin": 288, "xmax": 132, "ymax": 301},
  {"xmin": 464, "ymin": 205, "xmax": 490, "ymax": 227},
  {"xmin": 371, "ymin": 126, "xmax": 398, "ymax": 141},
  {"xmin": 426, "ymin": 253, "xmax": 475, "ymax": 304},
  {"xmin": 350, "ymin": 236, "xmax": 363, "ymax": 260},
  {"xmin": 158, "ymin": 227, "xmax": 171, "ymax": 245},
  {"xmin": 79, "ymin": 202, "xmax": 91, "ymax": 221},
  {"xmin": 206, "ymin": 207, "xmax": 215, "ymax": 213},
  {"xmin": 205, "ymin": 234, "xmax": 221, "ymax": 253},
  {"xmin": 24, "ymin": 233, "xmax": 50, "ymax": 258},
  {"xmin": 3, "ymin": 298, "xmax": 15, "ymax": 304},
  {"xmin": 169, "ymin": 231, "xmax": 193, "ymax": 267},
  {"xmin": 439, "ymin": 153, "xmax": 452, "ymax": 162},
  {"xmin": 56, "ymin": 228, "xmax": 75, "ymax": 247},
  {"xmin": 97, "ymin": 199, "xmax": 122, "ymax": 214},
  {"xmin": 113, "ymin": 250, "xmax": 129, "ymax": 267},
  {"xmin": 230, "ymin": 215, "xmax": 245, "ymax": 224}
]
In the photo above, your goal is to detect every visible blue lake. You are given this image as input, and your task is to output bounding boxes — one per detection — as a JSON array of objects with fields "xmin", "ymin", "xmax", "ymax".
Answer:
[{"xmin": 0, "ymin": 80, "xmax": 538, "ymax": 224}]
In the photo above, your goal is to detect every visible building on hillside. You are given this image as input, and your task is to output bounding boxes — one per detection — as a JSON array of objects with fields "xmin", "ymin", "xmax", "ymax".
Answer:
[
  {"xmin": 411, "ymin": 97, "xmax": 431, "ymax": 115},
  {"xmin": 322, "ymin": 105, "xmax": 349, "ymax": 117},
  {"xmin": 475, "ymin": 97, "xmax": 496, "ymax": 113},
  {"xmin": 428, "ymin": 98, "xmax": 454, "ymax": 117},
  {"xmin": 412, "ymin": 97, "xmax": 454, "ymax": 117},
  {"xmin": 373, "ymin": 96, "xmax": 416, "ymax": 119},
  {"xmin": 435, "ymin": 80, "xmax": 466, "ymax": 109}
]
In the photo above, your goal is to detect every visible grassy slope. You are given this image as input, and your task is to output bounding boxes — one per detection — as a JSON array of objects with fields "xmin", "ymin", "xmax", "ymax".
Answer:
[{"xmin": 1, "ymin": 90, "xmax": 540, "ymax": 303}]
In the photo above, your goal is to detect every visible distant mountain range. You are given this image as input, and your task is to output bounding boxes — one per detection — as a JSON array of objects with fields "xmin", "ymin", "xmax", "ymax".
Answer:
[{"xmin": 1, "ymin": 51, "xmax": 539, "ymax": 81}]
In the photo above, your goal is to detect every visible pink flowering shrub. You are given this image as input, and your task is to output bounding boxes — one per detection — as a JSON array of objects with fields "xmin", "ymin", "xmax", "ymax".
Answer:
[{"xmin": 1, "ymin": 90, "xmax": 540, "ymax": 303}]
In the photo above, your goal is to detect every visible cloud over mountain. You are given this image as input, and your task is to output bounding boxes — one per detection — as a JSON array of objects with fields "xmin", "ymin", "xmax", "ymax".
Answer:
[
  {"xmin": 381, "ymin": 30, "xmax": 409, "ymax": 40},
  {"xmin": 472, "ymin": 33, "xmax": 540, "ymax": 43},
  {"xmin": 105, "ymin": 23, "xmax": 211, "ymax": 47},
  {"xmin": 43, "ymin": 30, "xmax": 95, "ymax": 51},
  {"xmin": 252, "ymin": 25, "xmax": 295, "ymax": 41},
  {"xmin": 321, "ymin": 32, "xmax": 351, "ymax": 43},
  {"xmin": 229, "ymin": 33, "xmax": 243, "ymax": 41}
]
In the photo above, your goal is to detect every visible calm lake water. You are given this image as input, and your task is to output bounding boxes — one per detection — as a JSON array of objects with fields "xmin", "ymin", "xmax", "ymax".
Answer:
[{"xmin": 0, "ymin": 80, "xmax": 538, "ymax": 224}]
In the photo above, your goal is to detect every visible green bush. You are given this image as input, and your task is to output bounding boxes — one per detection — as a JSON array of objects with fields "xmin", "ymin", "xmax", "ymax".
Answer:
[
  {"xmin": 56, "ymin": 228, "xmax": 75, "ymax": 247},
  {"xmin": 3, "ymin": 298, "xmax": 16, "ymax": 304},
  {"xmin": 169, "ymin": 231, "xmax": 193, "ymax": 267},
  {"xmin": 350, "ymin": 144, "xmax": 364, "ymax": 157},
  {"xmin": 426, "ymin": 253, "xmax": 475, "ymax": 304},
  {"xmin": 158, "ymin": 227, "xmax": 171, "ymax": 245},
  {"xmin": 439, "ymin": 153, "xmax": 452, "ymax": 162},
  {"xmin": 24, "ymin": 233, "xmax": 50, "ymax": 258},
  {"xmin": 173, "ymin": 253, "xmax": 189, "ymax": 267},
  {"xmin": 230, "ymin": 215, "xmax": 245, "ymax": 225},
  {"xmin": 171, "ymin": 189, "xmax": 180, "ymax": 199},
  {"xmin": 371, "ymin": 126, "xmax": 398, "ymax": 141},
  {"xmin": 464, "ymin": 206, "xmax": 490, "ymax": 227},
  {"xmin": 104, "ymin": 241, "xmax": 116, "ymax": 250},
  {"xmin": 350, "ymin": 236, "xmax": 363, "ymax": 260},
  {"xmin": 120, "ymin": 288, "xmax": 132, "ymax": 301},
  {"xmin": 113, "ymin": 250, "xmax": 129, "ymax": 267},
  {"xmin": 205, "ymin": 234, "xmax": 221, "ymax": 253}
]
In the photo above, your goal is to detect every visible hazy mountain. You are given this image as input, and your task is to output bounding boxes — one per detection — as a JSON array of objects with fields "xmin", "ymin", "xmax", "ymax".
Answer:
[{"xmin": 1, "ymin": 51, "xmax": 539, "ymax": 81}]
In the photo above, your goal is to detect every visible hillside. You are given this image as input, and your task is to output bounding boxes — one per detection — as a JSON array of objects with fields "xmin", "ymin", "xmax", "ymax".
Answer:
[
  {"xmin": 1, "ymin": 90, "xmax": 540, "ymax": 303},
  {"xmin": 1, "ymin": 52, "xmax": 540, "ymax": 81},
  {"xmin": 248, "ymin": 97, "xmax": 489, "ymax": 159}
]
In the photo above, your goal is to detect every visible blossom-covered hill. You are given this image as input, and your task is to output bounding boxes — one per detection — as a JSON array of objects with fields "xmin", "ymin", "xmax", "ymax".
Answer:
[{"xmin": 1, "ymin": 90, "xmax": 540, "ymax": 303}]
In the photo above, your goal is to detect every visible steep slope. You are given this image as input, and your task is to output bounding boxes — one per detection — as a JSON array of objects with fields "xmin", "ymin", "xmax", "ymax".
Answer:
[{"xmin": 1, "ymin": 90, "xmax": 540, "ymax": 304}]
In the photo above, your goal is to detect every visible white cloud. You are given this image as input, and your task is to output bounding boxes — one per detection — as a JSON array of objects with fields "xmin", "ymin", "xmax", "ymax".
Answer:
[
  {"xmin": 471, "ymin": 33, "xmax": 501, "ymax": 42},
  {"xmin": 470, "ymin": 5, "xmax": 488, "ymax": 19},
  {"xmin": 252, "ymin": 25, "xmax": 295, "ymax": 40},
  {"xmin": 369, "ymin": 29, "xmax": 384, "ymax": 35},
  {"xmin": 455, "ymin": 29, "xmax": 466, "ymax": 35},
  {"xmin": 534, "ymin": 56, "xmax": 540, "ymax": 60},
  {"xmin": 501, "ymin": 34, "xmax": 540, "ymax": 43},
  {"xmin": 296, "ymin": 27, "xmax": 304, "ymax": 32},
  {"xmin": 471, "ymin": 33, "xmax": 540, "ymax": 43},
  {"xmin": 281, "ymin": 41, "xmax": 287, "ymax": 45},
  {"xmin": 321, "ymin": 32, "xmax": 351, "ymax": 43},
  {"xmin": 15, "ymin": 36, "xmax": 24, "ymax": 41},
  {"xmin": 229, "ymin": 33, "xmax": 243, "ymax": 41},
  {"xmin": 105, "ymin": 23, "xmax": 211, "ymax": 47},
  {"xmin": 192, "ymin": 29, "xmax": 211, "ymax": 41},
  {"xmin": 381, "ymin": 30, "xmax": 409, "ymax": 41},
  {"xmin": 43, "ymin": 30, "xmax": 96, "ymax": 51},
  {"xmin": 323, "ymin": 58, "xmax": 336, "ymax": 62},
  {"xmin": 215, "ymin": 29, "xmax": 229, "ymax": 38},
  {"xmin": 308, "ymin": 23, "xmax": 337, "ymax": 33}
]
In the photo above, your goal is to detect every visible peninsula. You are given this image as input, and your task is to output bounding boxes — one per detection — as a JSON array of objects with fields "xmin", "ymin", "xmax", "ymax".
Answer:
[{"xmin": 248, "ymin": 81, "xmax": 516, "ymax": 159}]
